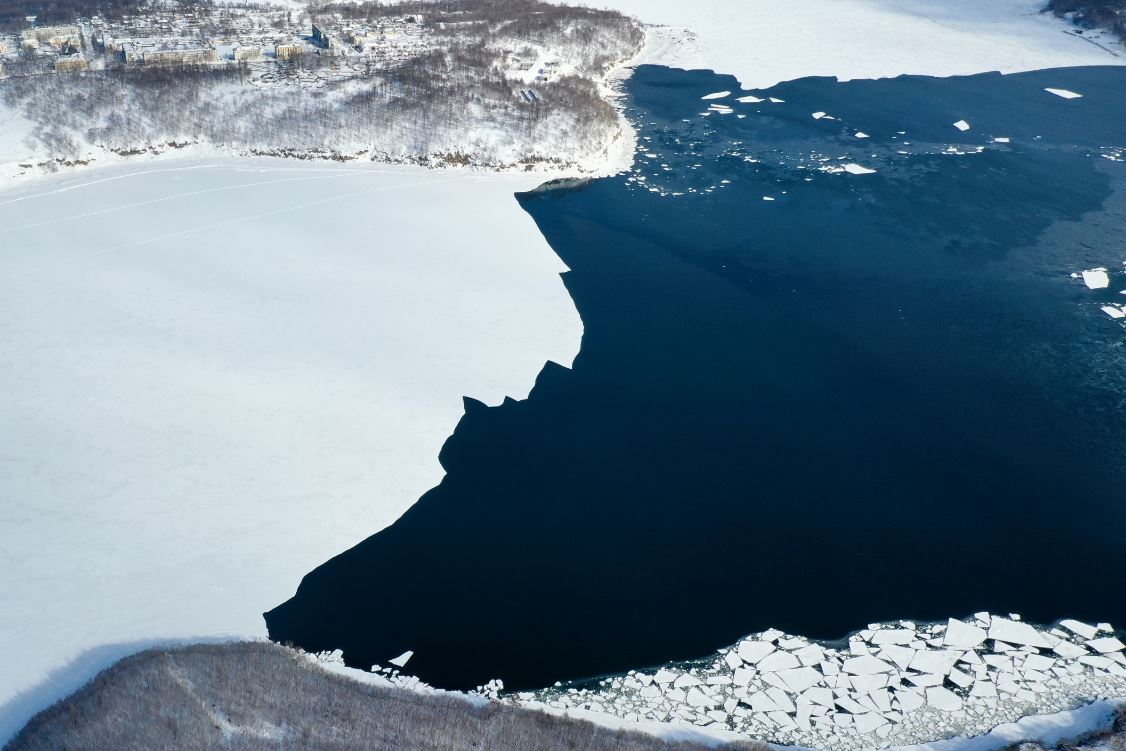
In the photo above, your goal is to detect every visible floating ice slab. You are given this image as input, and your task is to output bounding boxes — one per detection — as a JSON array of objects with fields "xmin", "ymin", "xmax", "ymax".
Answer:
[
  {"xmin": 812, "ymin": 111, "xmax": 828, "ymax": 119},
  {"xmin": 389, "ymin": 650, "xmax": 414, "ymax": 667},
  {"xmin": 1058, "ymin": 621, "xmax": 1094, "ymax": 639},
  {"xmin": 843, "ymin": 655, "xmax": 895, "ymax": 675},
  {"xmin": 738, "ymin": 640, "xmax": 776, "ymax": 663},
  {"xmin": 953, "ymin": 119, "xmax": 971, "ymax": 131},
  {"xmin": 945, "ymin": 618, "xmax": 988, "ymax": 649},
  {"xmin": 1082, "ymin": 268, "xmax": 1111, "ymax": 289},
  {"xmin": 737, "ymin": 95, "xmax": 765, "ymax": 103},
  {"xmin": 926, "ymin": 686, "xmax": 964, "ymax": 712},
  {"xmin": 855, "ymin": 132, "xmax": 870, "ymax": 139},
  {"xmin": 1101, "ymin": 306, "xmax": 1126, "ymax": 319},
  {"xmin": 1086, "ymin": 637, "xmax": 1125, "ymax": 653},
  {"xmin": 843, "ymin": 163, "xmax": 877, "ymax": 175},
  {"xmin": 989, "ymin": 617, "xmax": 1053, "ymax": 648},
  {"xmin": 701, "ymin": 91, "xmax": 732, "ymax": 100},
  {"xmin": 1045, "ymin": 87, "xmax": 1083, "ymax": 99},
  {"xmin": 993, "ymin": 137, "xmax": 1011, "ymax": 143},
  {"xmin": 758, "ymin": 651, "xmax": 802, "ymax": 672}
]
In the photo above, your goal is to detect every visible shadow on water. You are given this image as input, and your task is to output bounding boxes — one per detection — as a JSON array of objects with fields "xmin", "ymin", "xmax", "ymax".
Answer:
[{"xmin": 266, "ymin": 65, "xmax": 1126, "ymax": 691}]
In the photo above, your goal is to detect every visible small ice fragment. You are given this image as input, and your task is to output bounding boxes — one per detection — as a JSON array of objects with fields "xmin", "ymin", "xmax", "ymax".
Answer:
[
  {"xmin": 953, "ymin": 120, "xmax": 971, "ymax": 132},
  {"xmin": 769, "ymin": 97, "xmax": 785, "ymax": 103},
  {"xmin": 1100, "ymin": 306, "xmax": 1125, "ymax": 319},
  {"xmin": 737, "ymin": 95, "xmax": 765, "ymax": 103},
  {"xmin": 763, "ymin": 196, "xmax": 775, "ymax": 201},
  {"xmin": 993, "ymin": 137, "xmax": 1011, "ymax": 143},
  {"xmin": 812, "ymin": 111, "xmax": 827, "ymax": 120},
  {"xmin": 1087, "ymin": 637, "xmax": 1126, "ymax": 652},
  {"xmin": 1082, "ymin": 269, "xmax": 1111, "ymax": 289},
  {"xmin": 389, "ymin": 650, "xmax": 414, "ymax": 667},
  {"xmin": 855, "ymin": 132, "xmax": 870, "ymax": 138},
  {"xmin": 702, "ymin": 91, "xmax": 731, "ymax": 100},
  {"xmin": 1045, "ymin": 88, "xmax": 1083, "ymax": 99},
  {"xmin": 843, "ymin": 163, "xmax": 877, "ymax": 175},
  {"xmin": 1061, "ymin": 619, "xmax": 1100, "ymax": 639}
]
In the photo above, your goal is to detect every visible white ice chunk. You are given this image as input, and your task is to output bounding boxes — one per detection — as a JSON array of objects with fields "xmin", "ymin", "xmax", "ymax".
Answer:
[
  {"xmin": 724, "ymin": 651, "xmax": 743, "ymax": 670},
  {"xmin": 389, "ymin": 650, "xmax": 413, "ymax": 667},
  {"xmin": 1083, "ymin": 269, "xmax": 1111, "ymax": 289},
  {"xmin": 855, "ymin": 132, "xmax": 870, "ymax": 139},
  {"xmin": 854, "ymin": 712, "xmax": 889, "ymax": 733},
  {"xmin": 988, "ymin": 617, "xmax": 1052, "ymax": 648},
  {"xmin": 948, "ymin": 668, "xmax": 974, "ymax": 688},
  {"xmin": 850, "ymin": 674, "xmax": 888, "ymax": 692},
  {"xmin": 747, "ymin": 690, "xmax": 781, "ymax": 712},
  {"xmin": 880, "ymin": 645, "xmax": 916, "ymax": 671},
  {"xmin": 1086, "ymin": 637, "xmax": 1125, "ymax": 653},
  {"xmin": 812, "ymin": 111, "xmax": 828, "ymax": 119},
  {"xmin": 843, "ymin": 163, "xmax": 878, "ymax": 175},
  {"xmin": 778, "ymin": 667, "xmax": 825, "ymax": 693},
  {"xmin": 686, "ymin": 688, "xmax": 713, "ymax": 707},
  {"xmin": 909, "ymin": 649, "xmax": 961, "ymax": 675},
  {"xmin": 835, "ymin": 696, "xmax": 868, "ymax": 714},
  {"xmin": 872, "ymin": 630, "xmax": 915, "ymax": 645},
  {"xmin": 926, "ymin": 686, "xmax": 963, "ymax": 712},
  {"xmin": 769, "ymin": 98, "xmax": 785, "ymax": 104},
  {"xmin": 945, "ymin": 618, "xmax": 988, "ymax": 649},
  {"xmin": 905, "ymin": 673, "xmax": 945, "ymax": 688},
  {"xmin": 737, "ymin": 95, "xmax": 765, "ymax": 103},
  {"xmin": 953, "ymin": 119, "xmax": 971, "ymax": 131},
  {"xmin": 737, "ymin": 640, "xmax": 776, "ymax": 664},
  {"xmin": 701, "ymin": 91, "xmax": 731, "ymax": 100},
  {"xmin": 993, "ymin": 137, "xmax": 1011, "ymax": 143},
  {"xmin": 733, "ymin": 666, "xmax": 756, "ymax": 686},
  {"xmin": 1053, "ymin": 640, "xmax": 1088, "ymax": 658},
  {"xmin": 843, "ymin": 655, "xmax": 895, "ymax": 675},
  {"xmin": 970, "ymin": 679, "xmax": 998, "ymax": 698},
  {"xmin": 803, "ymin": 687, "xmax": 836, "ymax": 709},
  {"xmin": 673, "ymin": 674, "xmax": 702, "ymax": 689},
  {"xmin": 897, "ymin": 688, "xmax": 926, "ymax": 712},
  {"xmin": 1100, "ymin": 306, "xmax": 1126, "ymax": 319},
  {"xmin": 1045, "ymin": 88, "xmax": 1083, "ymax": 99},
  {"xmin": 654, "ymin": 669, "xmax": 678, "ymax": 684},
  {"xmin": 758, "ymin": 650, "xmax": 802, "ymax": 672}
]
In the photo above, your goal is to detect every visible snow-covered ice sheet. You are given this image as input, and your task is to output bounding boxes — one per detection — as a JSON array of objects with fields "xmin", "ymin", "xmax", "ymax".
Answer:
[
  {"xmin": 0, "ymin": 158, "xmax": 582, "ymax": 744},
  {"xmin": 561, "ymin": 0, "xmax": 1124, "ymax": 91}
]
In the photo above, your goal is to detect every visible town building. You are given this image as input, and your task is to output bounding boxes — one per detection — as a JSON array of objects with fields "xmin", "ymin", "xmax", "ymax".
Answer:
[
  {"xmin": 274, "ymin": 42, "xmax": 304, "ymax": 60},
  {"xmin": 54, "ymin": 54, "xmax": 89, "ymax": 72}
]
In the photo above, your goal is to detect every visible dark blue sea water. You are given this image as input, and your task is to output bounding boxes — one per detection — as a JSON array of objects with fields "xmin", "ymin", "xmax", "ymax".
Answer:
[{"xmin": 266, "ymin": 65, "xmax": 1126, "ymax": 691}]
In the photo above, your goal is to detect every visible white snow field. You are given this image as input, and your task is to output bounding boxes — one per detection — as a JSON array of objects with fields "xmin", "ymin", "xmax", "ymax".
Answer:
[
  {"xmin": 0, "ymin": 159, "xmax": 581, "ymax": 744},
  {"xmin": 566, "ymin": 0, "xmax": 1123, "ymax": 91}
]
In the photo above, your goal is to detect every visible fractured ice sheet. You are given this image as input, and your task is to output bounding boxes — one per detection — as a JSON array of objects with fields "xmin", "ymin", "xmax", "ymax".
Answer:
[
  {"xmin": 1045, "ymin": 88, "xmax": 1083, "ymax": 99},
  {"xmin": 522, "ymin": 614, "xmax": 1126, "ymax": 751}
]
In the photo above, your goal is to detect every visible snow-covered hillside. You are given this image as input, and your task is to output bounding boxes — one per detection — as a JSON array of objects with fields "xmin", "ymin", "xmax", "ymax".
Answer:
[
  {"xmin": 560, "ymin": 0, "xmax": 1124, "ymax": 91},
  {"xmin": 0, "ymin": 159, "xmax": 582, "ymax": 744}
]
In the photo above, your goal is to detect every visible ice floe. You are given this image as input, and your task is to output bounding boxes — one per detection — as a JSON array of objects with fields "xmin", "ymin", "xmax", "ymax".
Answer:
[
  {"xmin": 737, "ymin": 95, "xmax": 765, "ymax": 103},
  {"xmin": 523, "ymin": 614, "xmax": 1126, "ymax": 751},
  {"xmin": 843, "ymin": 163, "xmax": 878, "ymax": 175},
  {"xmin": 702, "ymin": 91, "xmax": 732, "ymax": 100},
  {"xmin": 1080, "ymin": 268, "xmax": 1111, "ymax": 289},
  {"xmin": 954, "ymin": 120, "xmax": 972, "ymax": 131},
  {"xmin": 1045, "ymin": 88, "xmax": 1083, "ymax": 99}
]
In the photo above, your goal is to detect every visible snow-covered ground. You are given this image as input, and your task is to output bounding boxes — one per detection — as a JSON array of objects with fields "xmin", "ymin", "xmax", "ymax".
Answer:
[
  {"xmin": 0, "ymin": 159, "xmax": 581, "ymax": 744},
  {"xmin": 563, "ymin": 0, "xmax": 1123, "ymax": 91}
]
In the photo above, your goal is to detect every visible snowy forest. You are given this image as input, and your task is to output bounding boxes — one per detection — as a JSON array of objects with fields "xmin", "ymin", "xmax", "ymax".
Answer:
[{"xmin": 0, "ymin": 0, "xmax": 644, "ymax": 172}]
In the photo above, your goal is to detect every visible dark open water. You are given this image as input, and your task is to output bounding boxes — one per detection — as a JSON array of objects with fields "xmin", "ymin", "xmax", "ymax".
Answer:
[{"xmin": 266, "ymin": 65, "xmax": 1126, "ymax": 691}]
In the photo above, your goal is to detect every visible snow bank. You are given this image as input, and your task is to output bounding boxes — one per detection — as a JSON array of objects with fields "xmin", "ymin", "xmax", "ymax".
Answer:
[
  {"xmin": 0, "ymin": 158, "xmax": 582, "ymax": 745},
  {"xmin": 559, "ymin": 0, "xmax": 1124, "ymax": 91}
]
